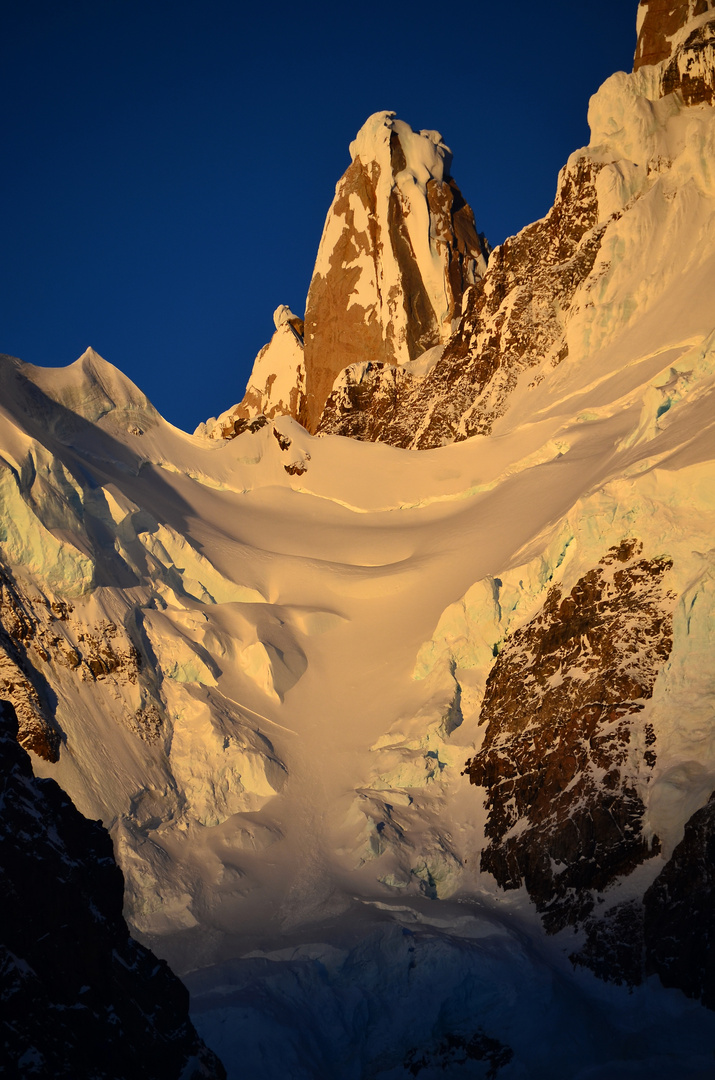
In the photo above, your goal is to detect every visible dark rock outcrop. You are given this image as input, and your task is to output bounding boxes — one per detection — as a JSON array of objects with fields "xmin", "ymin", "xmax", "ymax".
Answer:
[
  {"xmin": 644, "ymin": 791, "xmax": 715, "ymax": 1007},
  {"xmin": 0, "ymin": 699, "xmax": 225, "ymax": 1078},
  {"xmin": 403, "ymin": 1029, "xmax": 513, "ymax": 1078},
  {"xmin": 0, "ymin": 566, "xmax": 63, "ymax": 761},
  {"xmin": 575, "ymin": 792, "xmax": 715, "ymax": 1009},
  {"xmin": 464, "ymin": 540, "xmax": 675, "ymax": 932}
]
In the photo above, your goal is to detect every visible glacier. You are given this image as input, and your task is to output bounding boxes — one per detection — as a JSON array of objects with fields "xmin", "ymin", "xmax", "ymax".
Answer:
[{"xmin": 2, "ymin": 1, "xmax": 715, "ymax": 1077}]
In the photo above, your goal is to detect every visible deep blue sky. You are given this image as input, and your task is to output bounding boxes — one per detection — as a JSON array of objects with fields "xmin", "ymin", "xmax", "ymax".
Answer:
[{"xmin": 1, "ymin": 0, "xmax": 637, "ymax": 433}]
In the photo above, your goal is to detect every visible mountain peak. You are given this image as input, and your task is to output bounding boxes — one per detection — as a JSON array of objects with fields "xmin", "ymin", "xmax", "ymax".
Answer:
[
  {"xmin": 18, "ymin": 346, "xmax": 159, "ymax": 431},
  {"xmin": 348, "ymin": 111, "xmax": 453, "ymax": 187},
  {"xmin": 207, "ymin": 112, "xmax": 489, "ymax": 437},
  {"xmin": 298, "ymin": 112, "xmax": 488, "ymax": 430},
  {"xmin": 273, "ymin": 304, "xmax": 301, "ymax": 330}
]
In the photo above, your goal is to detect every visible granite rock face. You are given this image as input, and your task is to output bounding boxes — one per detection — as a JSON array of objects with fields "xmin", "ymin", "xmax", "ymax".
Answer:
[
  {"xmin": 0, "ymin": 699, "xmax": 225, "ymax": 1079},
  {"xmin": 634, "ymin": 0, "xmax": 714, "ymax": 70},
  {"xmin": 635, "ymin": 0, "xmax": 715, "ymax": 105},
  {"xmin": 662, "ymin": 9, "xmax": 715, "ymax": 103},
  {"xmin": 300, "ymin": 112, "xmax": 489, "ymax": 432},
  {"xmin": 0, "ymin": 563, "xmax": 164, "ymax": 758},
  {"xmin": 0, "ymin": 565, "xmax": 65, "ymax": 762},
  {"xmin": 464, "ymin": 540, "xmax": 675, "ymax": 933},
  {"xmin": 317, "ymin": 154, "xmax": 606, "ymax": 447},
  {"xmin": 206, "ymin": 112, "xmax": 488, "ymax": 439}
]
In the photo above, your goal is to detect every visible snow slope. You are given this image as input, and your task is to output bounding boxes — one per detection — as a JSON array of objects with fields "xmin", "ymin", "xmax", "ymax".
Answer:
[{"xmin": 1, "ymin": 286, "xmax": 714, "ymax": 1076}]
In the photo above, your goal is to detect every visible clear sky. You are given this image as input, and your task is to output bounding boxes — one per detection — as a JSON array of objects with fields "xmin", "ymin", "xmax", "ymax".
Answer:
[{"xmin": 1, "ymin": 0, "xmax": 637, "ymax": 433}]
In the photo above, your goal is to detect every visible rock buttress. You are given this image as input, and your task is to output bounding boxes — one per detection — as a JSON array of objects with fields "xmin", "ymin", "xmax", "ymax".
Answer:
[
  {"xmin": 0, "ymin": 699, "xmax": 226, "ymax": 1079},
  {"xmin": 574, "ymin": 792, "xmax": 715, "ymax": 1009},
  {"xmin": 464, "ymin": 540, "xmax": 675, "ymax": 933},
  {"xmin": 634, "ymin": 0, "xmax": 714, "ymax": 70}
]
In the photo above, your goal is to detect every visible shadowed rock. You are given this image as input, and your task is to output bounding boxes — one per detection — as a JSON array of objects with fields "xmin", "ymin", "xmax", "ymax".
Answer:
[{"xmin": 0, "ymin": 699, "xmax": 226, "ymax": 1079}]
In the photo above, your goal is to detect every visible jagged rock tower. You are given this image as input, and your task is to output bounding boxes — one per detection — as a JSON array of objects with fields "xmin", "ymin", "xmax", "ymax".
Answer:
[
  {"xmin": 299, "ymin": 112, "xmax": 489, "ymax": 431},
  {"xmin": 201, "ymin": 112, "xmax": 488, "ymax": 439}
]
